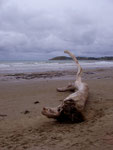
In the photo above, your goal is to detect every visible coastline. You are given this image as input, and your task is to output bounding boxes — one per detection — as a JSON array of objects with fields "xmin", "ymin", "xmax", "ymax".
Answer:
[
  {"xmin": 0, "ymin": 67, "xmax": 113, "ymax": 150},
  {"xmin": 0, "ymin": 66, "xmax": 113, "ymax": 82}
]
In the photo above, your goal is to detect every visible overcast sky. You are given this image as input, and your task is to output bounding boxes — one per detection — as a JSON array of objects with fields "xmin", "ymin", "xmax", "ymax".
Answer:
[{"xmin": 0, "ymin": 0, "xmax": 113, "ymax": 60}]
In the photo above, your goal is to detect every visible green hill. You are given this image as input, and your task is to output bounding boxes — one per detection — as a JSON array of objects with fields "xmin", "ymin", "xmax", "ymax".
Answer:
[
  {"xmin": 49, "ymin": 56, "xmax": 72, "ymax": 60},
  {"xmin": 49, "ymin": 56, "xmax": 113, "ymax": 61}
]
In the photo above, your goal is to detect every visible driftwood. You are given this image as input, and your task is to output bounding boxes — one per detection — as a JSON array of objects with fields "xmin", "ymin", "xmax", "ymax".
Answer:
[{"xmin": 42, "ymin": 50, "xmax": 89, "ymax": 123}]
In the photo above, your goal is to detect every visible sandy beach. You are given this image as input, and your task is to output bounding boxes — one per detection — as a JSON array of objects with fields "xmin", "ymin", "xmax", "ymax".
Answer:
[{"xmin": 0, "ymin": 67, "xmax": 113, "ymax": 150}]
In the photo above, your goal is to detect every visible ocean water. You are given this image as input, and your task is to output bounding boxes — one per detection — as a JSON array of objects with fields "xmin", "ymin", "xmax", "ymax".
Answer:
[{"xmin": 0, "ymin": 60, "xmax": 113, "ymax": 73}]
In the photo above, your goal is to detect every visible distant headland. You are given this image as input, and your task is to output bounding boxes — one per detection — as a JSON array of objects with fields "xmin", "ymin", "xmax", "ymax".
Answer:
[{"xmin": 49, "ymin": 56, "xmax": 113, "ymax": 61}]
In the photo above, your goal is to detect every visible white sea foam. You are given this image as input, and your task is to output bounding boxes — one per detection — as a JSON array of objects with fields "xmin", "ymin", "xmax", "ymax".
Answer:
[{"xmin": 0, "ymin": 60, "xmax": 113, "ymax": 73}]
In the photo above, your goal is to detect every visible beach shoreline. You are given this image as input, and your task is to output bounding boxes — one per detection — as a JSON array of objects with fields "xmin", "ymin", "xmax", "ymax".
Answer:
[
  {"xmin": 0, "ymin": 66, "xmax": 113, "ymax": 82},
  {"xmin": 0, "ymin": 67, "xmax": 113, "ymax": 150}
]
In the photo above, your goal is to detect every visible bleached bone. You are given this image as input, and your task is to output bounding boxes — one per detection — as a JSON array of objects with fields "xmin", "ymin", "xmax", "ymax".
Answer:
[{"xmin": 42, "ymin": 50, "xmax": 89, "ymax": 122}]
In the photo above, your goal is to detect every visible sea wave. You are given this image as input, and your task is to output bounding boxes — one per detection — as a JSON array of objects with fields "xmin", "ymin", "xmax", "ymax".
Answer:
[{"xmin": 0, "ymin": 60, "xmax": 113, "ymax": 73}]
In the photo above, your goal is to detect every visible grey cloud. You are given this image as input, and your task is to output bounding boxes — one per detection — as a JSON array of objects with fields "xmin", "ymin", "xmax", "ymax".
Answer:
[{"xmin": 0, "ymin": 0, "xmax": 113, "ymax": 60}]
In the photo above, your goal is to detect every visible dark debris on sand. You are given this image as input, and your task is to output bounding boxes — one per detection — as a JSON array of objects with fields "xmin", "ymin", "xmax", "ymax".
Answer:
[
  {"xmin": 21, "ymin": 110, "xmax": 30, "ymax": 114},
  {"xmin": 5, "ymin": 72, "xmax": 64, "ymax": 80},
  {"xmin": 34, "ymin": 101, "xmax": 40, "ymax": 104}
]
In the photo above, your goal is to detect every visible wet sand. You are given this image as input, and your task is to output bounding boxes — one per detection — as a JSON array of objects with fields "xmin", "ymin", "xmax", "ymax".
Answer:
[{"xmin": 0, "ymin": 68, "xmax": 113, "ymax": 150}]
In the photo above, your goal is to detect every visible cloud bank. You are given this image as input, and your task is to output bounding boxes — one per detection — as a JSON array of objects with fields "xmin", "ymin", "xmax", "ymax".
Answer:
[{"xmin": 0, "ymin": 0, "xmax": 113, "ymax": 60}]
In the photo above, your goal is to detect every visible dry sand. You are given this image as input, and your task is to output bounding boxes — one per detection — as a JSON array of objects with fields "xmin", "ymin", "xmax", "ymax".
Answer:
[{"xmin": 0, "ymin": 68, "xmax": 113, "ymax": 150}]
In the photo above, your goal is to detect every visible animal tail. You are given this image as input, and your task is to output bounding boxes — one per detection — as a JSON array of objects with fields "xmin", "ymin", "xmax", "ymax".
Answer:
[{"xmin": 64, "ymin": 50, "xmax": 82, "ymax": 81}]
